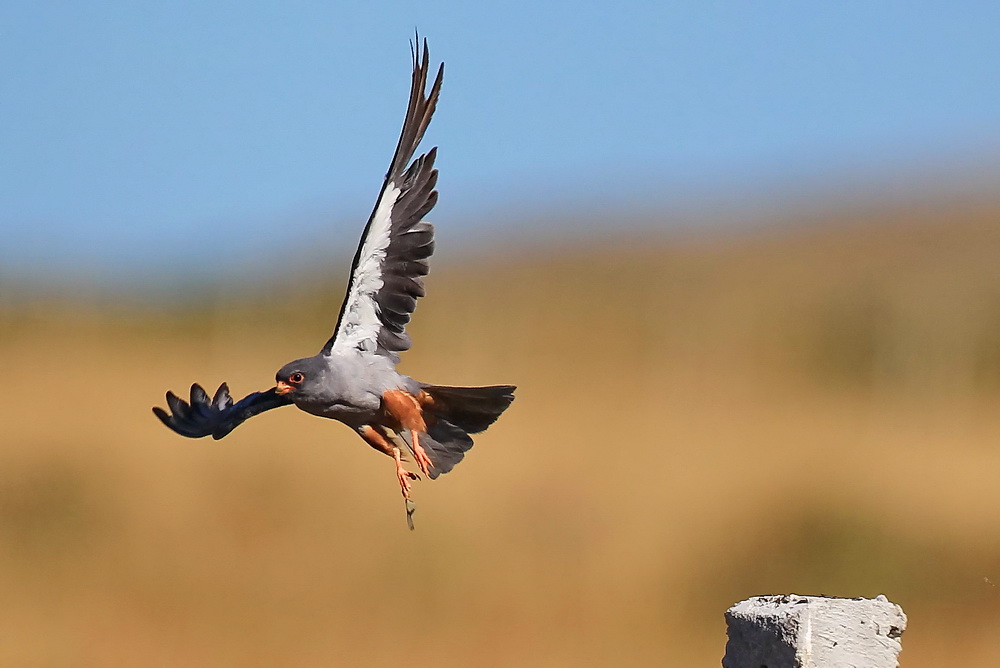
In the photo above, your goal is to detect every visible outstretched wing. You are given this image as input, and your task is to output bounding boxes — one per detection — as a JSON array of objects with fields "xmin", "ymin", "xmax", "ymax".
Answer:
[
  {"xmin": 153, "ymin": 383, "xmax": 291, "ymax": 440},
  {"xmin": 322, "ymin": 37, "xmax": 443, "ymax": 362}
]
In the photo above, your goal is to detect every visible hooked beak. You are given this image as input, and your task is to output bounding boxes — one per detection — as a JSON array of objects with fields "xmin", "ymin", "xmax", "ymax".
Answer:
[{"xmin": 275, "ymin": 381, "xmax": 293, "ymax": 396}]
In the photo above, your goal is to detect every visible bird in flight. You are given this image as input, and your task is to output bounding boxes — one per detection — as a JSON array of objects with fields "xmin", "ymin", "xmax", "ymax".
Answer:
[{"xmin": 153, "ymin": 38, "xmax": 515, "ymax": 528}]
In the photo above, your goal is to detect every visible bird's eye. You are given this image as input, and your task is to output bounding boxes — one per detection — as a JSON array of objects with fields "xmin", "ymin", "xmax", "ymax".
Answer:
[{"xmin": 289, "ymin": 372, "xmax": 304, "ymax": 384}]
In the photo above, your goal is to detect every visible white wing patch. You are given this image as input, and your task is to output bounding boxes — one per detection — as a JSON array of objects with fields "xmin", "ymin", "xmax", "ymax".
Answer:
[{"xmin": 329, "ymin": 181, "xmax": 401, "ymax": 355}]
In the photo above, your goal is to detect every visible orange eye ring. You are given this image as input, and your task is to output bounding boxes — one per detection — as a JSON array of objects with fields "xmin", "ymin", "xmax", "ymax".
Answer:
[{"xmin": 289, "ymin": 372, "xmax": 304, "ymax": 384}]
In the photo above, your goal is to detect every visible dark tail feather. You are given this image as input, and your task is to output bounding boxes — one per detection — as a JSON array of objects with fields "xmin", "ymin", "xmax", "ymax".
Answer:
[
  {"xmin": 405, "ymin": 420, "xmax": 473, "ymax": 479},
  {"xmin": 406, "ymin": 384, "xmax": 515, "ymax": 478},
  {"xmin": 420, "ymin": 384, "xmax": 516, "ymax": 434}
]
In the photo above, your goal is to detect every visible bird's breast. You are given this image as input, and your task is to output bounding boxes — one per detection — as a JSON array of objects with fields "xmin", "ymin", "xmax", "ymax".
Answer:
[{"xmin": 295, "ymin": 396, "xmax": 379, "ymax": 427}]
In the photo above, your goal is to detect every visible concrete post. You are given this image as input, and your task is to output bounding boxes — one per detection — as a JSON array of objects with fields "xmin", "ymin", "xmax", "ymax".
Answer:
[{"xmin": 723, "ymin": 595, "xmax": 906, "ymax": 668}]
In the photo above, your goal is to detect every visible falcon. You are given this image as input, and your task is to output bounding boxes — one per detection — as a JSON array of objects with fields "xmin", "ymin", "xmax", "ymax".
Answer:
[{"xmin": 153, "ymin": 38, "xmax": 515, "ymax": 528}]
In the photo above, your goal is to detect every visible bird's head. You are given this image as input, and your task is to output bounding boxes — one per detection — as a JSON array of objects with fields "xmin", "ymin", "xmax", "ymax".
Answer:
[{"xmin": 275, "ymin": 356, "xmax": 328, "ymax": 399}]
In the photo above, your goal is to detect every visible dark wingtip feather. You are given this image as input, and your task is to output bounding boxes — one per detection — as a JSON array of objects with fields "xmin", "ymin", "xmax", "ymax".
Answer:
[
  {"xmin": 152, "ymin": 406, "xmax": 171, "ymax": 427},
  {"xmin": 165, "ymin": 391, "xmax": 191, "ymax": 419},
  {"xmin": 190, "ymin": 383, "xmax": 210, "ymax": 405},
  {"xmin": 212, "ymin": 383, "xmax": 232, "ymax": 410}
]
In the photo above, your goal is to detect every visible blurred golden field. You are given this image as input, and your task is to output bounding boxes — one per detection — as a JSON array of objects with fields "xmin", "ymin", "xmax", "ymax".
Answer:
[{"xmin": 3, "ymin": 196, "xmax": 1000, "ymax": 666}]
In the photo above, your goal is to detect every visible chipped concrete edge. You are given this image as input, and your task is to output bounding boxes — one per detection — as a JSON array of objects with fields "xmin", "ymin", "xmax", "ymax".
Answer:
[{"xmin": 723, "ymin": 594, "xmax": 907, "ymax": 668}]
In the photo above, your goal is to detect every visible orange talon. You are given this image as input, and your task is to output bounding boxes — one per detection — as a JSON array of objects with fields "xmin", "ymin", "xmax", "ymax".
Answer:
[
  {"xmin": 393, "ymin": 447, "xmax": 418, "ymax": 499},
  {"xmin": 411, "ymin": 431, "xmax": 434, "ymax": 476},
  {"xmin": 360, "ymin": 425, "xmax": 420, "ymax": 499}
]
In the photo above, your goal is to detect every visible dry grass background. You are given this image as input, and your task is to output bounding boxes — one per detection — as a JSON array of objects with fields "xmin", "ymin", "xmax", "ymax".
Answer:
[{"xmin": 3, "ymin": 196, "xmax": 1000, "ymax": 665}]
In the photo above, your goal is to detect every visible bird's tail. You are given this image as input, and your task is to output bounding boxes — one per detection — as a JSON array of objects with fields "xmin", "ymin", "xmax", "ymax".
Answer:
[
  {"xmin": 406, "ymin": 384, "xmax": 515, "ymax": 478},
  {"xmin": 421, "ymin": 384, "xmax": 516, "ymax": 434}
]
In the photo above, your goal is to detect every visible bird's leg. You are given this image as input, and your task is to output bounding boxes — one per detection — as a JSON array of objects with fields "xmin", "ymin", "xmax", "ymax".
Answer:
[
  {"xmin": 409, "ymin": 432, "xmax": 433, "ymax": 478},
  {"xmin": 358, "ymin": 425, "xmax": 418, "ymax": 499},
  {"xmin": 382, "ymin": 389, "xmax": 434, "ymax": 477},
  {"xmin": 392, "ymin": 445, "xmax": 414, "ymax": 499}
]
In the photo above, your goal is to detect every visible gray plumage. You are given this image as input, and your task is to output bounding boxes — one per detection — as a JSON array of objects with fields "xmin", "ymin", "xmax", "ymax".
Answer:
[{"xmin": 274, "ymin": 353, "xmax": 419, "ymax": 426}]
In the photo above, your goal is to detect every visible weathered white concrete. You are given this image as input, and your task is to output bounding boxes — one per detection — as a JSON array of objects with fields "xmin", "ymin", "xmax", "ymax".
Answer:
[{"xmin": 723, "ymin": 594, "xmax": 906, "ymax": 668}]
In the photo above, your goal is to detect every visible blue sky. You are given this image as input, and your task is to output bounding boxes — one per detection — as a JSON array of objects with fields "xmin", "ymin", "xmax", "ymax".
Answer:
[{"xmin": 4, "ymin": 2, "xmax": 1000, "ymax": 284}]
